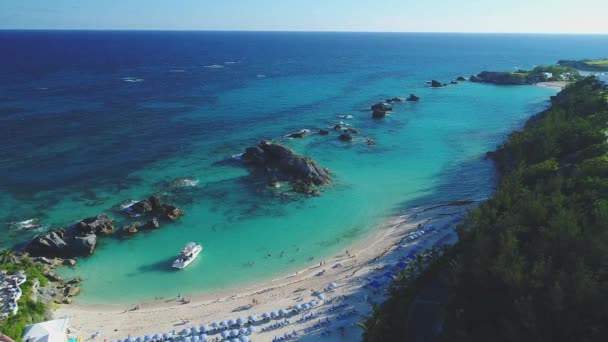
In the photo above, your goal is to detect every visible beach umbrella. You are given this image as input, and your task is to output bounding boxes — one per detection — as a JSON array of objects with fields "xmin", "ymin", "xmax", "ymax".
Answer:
[
  {"xmin": 200, "ymin": 325, "xmax": 209, "ymax": 333},
  {"xmin": 270, "ymin": 311, "xmax": 279, "ymax": 318},
  {"xmin": 126, "ymin": 338, "xmax": 135, "ymax": 342},
  {"xmin": 219, "ymin": 321, "xmax": 228, "ymax": 327},
  {"xmin": 238, "ymin": 328, "xmax": 247, "ymax": 335},
  {"xmin": 162, "ymin": 333, "xmax": 172, "ymax": 340},
  {"xmin": 210, "ymin": 322, "xmax": 218, "ymax": 329},
  {"xmin": 200, "ymin": 335, "xmax": 208, "ymax": 342},
  {"xmin": 318, "ymin": 293, "xmax": 326, "ymax": 300},
  {"xmin": 179, "ymin": 328, "xmax": 191, "ymax": 336},
  {"xmin": 229, "ymin": 330, "xmax": 239, "ymax": 337},
  {"xmin": 122, "ymin": 338, "xmax": 131, "ymax": 342},
  {"xmin": 329, "ymin": 282, "xmax": 337, "ymax": 289},
  {"xmin": 220, "ymin": 331, "xmax": 229, "ymax": 339},
  {"xmin": 294, "ymin": 304, "xmax": 303, "ymax": 311},
  {"xmin": 278, "ymin": 308, "xmax": 288, "ymax": 316},
  {"xmin": 231, "ymin": 339, "xmax": 239, "ymax": 342},
  {"xmin": 227, "ymin": 319, "xmax": 236, "ymax": 326},
  {"xmin": 302, "ymin": 304, "xmax": 310, "ymax": 310},
  {"xmin": 247, "ymin": 314, "xmax": 257, "ymax": 322},
  {"xmin": 144, "ymin": 335, "xmax": 154, "ymax": 341},
  {"xmin": 183, "ymin": 337, "xmax": 192, "ymax": 342},
  {"xmin": 246, "ymin": 326, "xmax": 255, "ymax": 334},
  {"xmin": 239, "ymin": 337, "xmax": 250, "ymax": 342},
  {"xmin": 191, "ymin": 327, "xmax": 200, "ymax": 334},
  {"xmin": 309, "ymin": 301, "xmax": 317, "ymax": 307},
  {"xmin": 236, "ymin": 317, "xmax": 245, "ymax": 326},
  {"xmin": 261, "ymin": 313, "xmax": 270, "ymax": 319},
  {"xmin": 135, "ymin": 337, "xmax": 143, "ymax": 342},
  {"xmin": 153, "ymin": 334, "xmax": 163, "ymax": 341},
  {"xmin": 191, "ymin": 337, "xmax": 199, "ymax": 342}
]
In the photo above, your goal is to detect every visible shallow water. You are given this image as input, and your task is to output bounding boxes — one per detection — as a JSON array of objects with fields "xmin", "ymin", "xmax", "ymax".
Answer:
[{"xmin": 2, "ymin": 32, "xmax": 608, "ymax": 303}]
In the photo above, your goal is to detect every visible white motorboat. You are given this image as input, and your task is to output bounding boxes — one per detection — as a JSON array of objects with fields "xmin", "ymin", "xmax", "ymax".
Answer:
[{"xmin": 172, "ymin": 242, "xmax": 203, "ymax": 269}]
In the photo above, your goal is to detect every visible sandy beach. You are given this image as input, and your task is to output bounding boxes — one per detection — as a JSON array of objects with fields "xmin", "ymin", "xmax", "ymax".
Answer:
[
  {"xmin": 536, "ymin": 81, "xmax": 569, "ymax": 90},
  {"xmin": 56, "ymin": 203, "xmax": 473, "ymax": 342}
]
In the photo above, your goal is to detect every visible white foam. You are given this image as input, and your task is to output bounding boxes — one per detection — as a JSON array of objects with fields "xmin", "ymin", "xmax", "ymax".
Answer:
[
  {"xmin": 121, "ymin": 77, "xmax": 144, "ymax": 83},
  {"xmin": 204, "ymin": 64, "xmax": 224, "ymax": 69},
  {"xmin": 170, "ymin": 69, "xmax": 186, "ymax": 73},
  {"xmin": 337, "ymin": 114, "xmax": 353, "ymax": 119},
  {"xmin": 231, "ymin": 153, "xmax": 244, "ymax": 160},
  {"xmin": 224, "ymin": 61, "xmax": 237, "ymax": 64},
  {"xmin": 8, "ymin": 219, "xmax": 44, "ymax": 231},
  {"xmin": 256, "ymin": 74, "xmax": 266, "ymax": 78}
]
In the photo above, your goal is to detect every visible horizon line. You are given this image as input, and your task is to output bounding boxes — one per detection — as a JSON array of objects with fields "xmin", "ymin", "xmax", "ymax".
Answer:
[{"xmin": 1, "ymin": 28, "xmax": 608, "ymax": 35}]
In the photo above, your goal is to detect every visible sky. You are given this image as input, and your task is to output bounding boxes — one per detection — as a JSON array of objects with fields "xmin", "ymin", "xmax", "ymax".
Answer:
[{"xmin": 0, "ymin": 0, "xmax": 607, "ymax": 33}]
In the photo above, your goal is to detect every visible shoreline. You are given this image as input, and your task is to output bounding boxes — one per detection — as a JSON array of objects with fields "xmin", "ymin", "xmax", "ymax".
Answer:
[
  {"xmin": 56, "ymin": 201, "xmax": 474, "ymax": 341},
  {"xmin": 536, "ymin": 81, "xmax": 569, "ymax": 90}
]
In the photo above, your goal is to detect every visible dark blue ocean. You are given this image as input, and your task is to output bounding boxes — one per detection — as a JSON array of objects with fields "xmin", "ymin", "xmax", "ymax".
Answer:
[{"xmin": 2, "ymin": 31, "xmax": 608, "ymax": 302}]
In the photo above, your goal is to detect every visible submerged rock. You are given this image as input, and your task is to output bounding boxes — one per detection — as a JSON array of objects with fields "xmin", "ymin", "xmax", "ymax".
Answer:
[
  {"xmin": 456, "ymin": 76, "xmax": 467, "ymax": 81},
  {"xmin": 287, "ymin": 130, "xmax": 309, "ymax": 139},
  {"xmin": 372, "ymin": 109, "xmax": 387, "ymax": 119},
  {"xmin": 241, "ymin": 141, "xmax": 330, "ymax": 194},
  {"xmin": 318, "ymin": 129, "xmax": 330, "ymax": 136},
  {"xmin": 127, "ymin": 196, "xmax": 184, "ymax": 221},
  {"xmin": 371, "ymin": 102, "xmax": 393, "ymax": 112},
  {"xmin": 339, "ymin": 133, "xmax": 353, "ymax": 142},
  {"xmin": 345, "ymin": 128, "xmax": 360, "ymax": 134},
  {"xmin": 450, "ymin": 80, "xmax": 458, "ymax": 85}
]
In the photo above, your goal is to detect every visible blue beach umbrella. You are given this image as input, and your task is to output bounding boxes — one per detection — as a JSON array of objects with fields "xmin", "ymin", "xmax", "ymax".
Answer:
[
  {"xmin": 126, "ymin": 338, "xmax": 135, "ymax": 342},
  {"xmin": 229, "ymin": 330, "xmax": 239, "ymax": 337},
  {"xmin": 183, "ymin": 337, "xmax": 192, "ymax": 342},
  {"xmin": 210, "ymin": 322, "xmax": 218, "ymax": 329},
  {"xmin": 162, "ymin": 333, "xmax": 172, "ymax": 340},
  {"xmin": 153, "ymin": 334, "xmax": 163, "ymax": 341},
  {"xmin": 309, "ymin": 301, "xmax": 317, "ymax": 307},
  {"xmin": 191, "ymin": 327, "xmax": 200, "ymax": 334},
  {"xmin": 247, "ymin": 314, "xmax": 257, "ymax": 322},
  {"xmin": 144, "ymin": 335, "xmax": 153, "ymax": 341},
  {"xmin": 239, "ymin": 337, "xmax": 250, "ymax": 342},
  {"xmin": 220, "ymin": 331, "xmax": 229, "ymax": 339},
  {"xmin": 179, "ymin": 328, "xmax": 191, "ymax": 336},
  {"xmin": 278, "ymin": 308, "xmax": 288, "ymax": 316},
  {"xmin": 200, "ymin": 335, "xmax": 208, "ymax": 342},
  {"xmin": 329, "ymin": 282, "xmax": 337, "ymax": 289},
  {"xmin": 246, "ymin": 326, "xmax": 255, "ymax": 334},
  {"xmin": 227, "ymin": 319, "xmax": 236, "ymax": 326},
  {"xmin": 302, "ymin": 304, "xmax": 310, "ymax": 310},
  {"xmin": 270, "ymin": 311, "xmax": 279, "ymax": 318},
  {"xmin": 191, "ymin": 337, "xmax": 199, "ymax": 342},
  {"xmin": 261, "ymin": 313, "xmax": 270, "ymax": 319},
  {"xmin": 238, "ymin": 328, "xmax": 247, "ymax": 335},
  {"xmin": 200, "ymin": 325, "xmax": 209, "ymax": 333},
  {"xmin": 219, "ymin": 321, "xmax": 228, "ymax": 328},
  {"xmin": 236, "ymin": 317, "xmax": 245, "ymax": 326},
  {"xmin": 318, "ymin": 293, "xmax": 326, "ymax": 300},
  {"xmin": 136, "ymin": 337, "xmax": 144, "ymax": 342},
  {"xmin": 294, "ymin": 304, "xmax": 303, "ymax": 311}
]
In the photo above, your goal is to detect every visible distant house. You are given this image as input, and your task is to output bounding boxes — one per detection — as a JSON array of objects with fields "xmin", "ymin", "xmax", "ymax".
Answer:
[{"xmin": 542, "ymin": 72, "xmax": 553, "ymax": 79}]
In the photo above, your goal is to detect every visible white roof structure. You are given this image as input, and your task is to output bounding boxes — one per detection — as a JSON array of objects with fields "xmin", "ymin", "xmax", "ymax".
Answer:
[{"xmin": 22, "ymin": 318, "xmax": 69, "ymax": 342}]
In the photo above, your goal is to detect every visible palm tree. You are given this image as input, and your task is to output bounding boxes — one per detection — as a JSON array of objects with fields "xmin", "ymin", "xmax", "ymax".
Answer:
[{"xmin": 0, "ymin": 248, "xmax": 14, "ymax": 264}]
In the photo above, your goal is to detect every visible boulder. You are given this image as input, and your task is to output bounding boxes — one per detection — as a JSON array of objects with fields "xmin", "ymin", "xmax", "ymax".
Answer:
[
  {"xmin": 26, "ymin": 229, "xmax": 96, "ymax": 258},
  {"xmin": 366, "ymin": 138, "xmax": 376, "ymax": 145},
  {"xmin": 333, "ymin": 124, "xmax": 343, "ymax": 130},
  {"xmin": 339, "ymin": 133, "xmax": 353, "ymax": 142},
  {"xmin": 64, "ymin": 285, "xmax": 80, "ymax": 297},
  {"xmin": 450, "ymin": 80, "xmax": 458, "ymax": 85},
  {"xmin": 390, "ymin": 97, "xmax": 405, "ymax": 102},
  {"xmin": 125, "ymin": 224, "xmax": 138, "ymax": 235},
  {"xmin": 371, "ymin": 102, "xmax": 392, "ymax": 112},
  {"xmin": 241, "ymin": 141, "xmax": 331, "ymax": 191},
  {"xmin": 63, "ymin": 259, "xmax": 77, "ymax": 267},
  {"xmin": 145, "ymin": 217, "xmax": 160, "ymax": 229},
  {"xmin": 372, "ymin": 109, "xmax": 387, "ymax": 119},
  {"xmin": 431, "ymin": 80, "xmax": 443, "ymax": 88},
  {"xmin": 130, "ymin": 199, "xmax": 153, "ymax": 215},
  {"xmin": 406, "ymin": 94, "xmax": 420, "ymax": 102},
  {"xmin": 160, "ymin": 205, "xmax": 184, "ymax": 221},
  {"xmin": 73, "ymin": 214, "xmax": 114, "ymax": 235},
  {"xmin": 345, "ymin": 128, "xmax": 360, "ymax": 134},
  {"xmin": 456, "ymin": 76, "xmax": 467, "ymax": 81},
  {"xmin": 318, "ymin": 129, "xmax": 330, "ymax": 135}
]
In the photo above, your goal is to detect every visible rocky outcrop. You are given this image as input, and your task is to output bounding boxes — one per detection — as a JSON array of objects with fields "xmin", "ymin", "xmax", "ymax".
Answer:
[
  {"xmin": 431, "ymin": 80, "xmax": 443, "ymax": 88},
  {"xmin": 339, "ymin": 133, "xmax": 353, "ymax": 142},
  {"xmin": 372, "ymin": 110, "xmax": 387, "ymax": 119},
  {"xmin": 333, "ymin": 124, "xmax": 343, "ymax": 130},
  {"xmin": 386, "ymin": 97, "xmax": 405, "ymax": 103},
  {"xmin": 242, "ymin": 141, "xmax": 330, "ymax": 193},
  {"xmin": 456, "ymin": 76, "xmax": 467, "ymax": 81},
  {"xmin": 319, "ymin": 129, "xmax": 330, "ymax": 135},
  {"xmin": 371, "ymin": 102, "xmax": 392, "ymax": 112},
  {"xmin": 127, "ymin": 196, "xmax": 184, "ymax": 221},
  {"xmin": 469, "ymin": 71, "xmax": 534, "ymax": 85},
  {"xmin": 26, "ymin": 229, "xmax": 97, "ymax": 258},
  {"xmin": 345, "ymin": 128, "xmax": 360, "ymax": 134},
  {"xmin": 406, "ymin": 94, "xmax": 420, "ymax": 102},
  {"xmin": 73, "ymin": 214, "xmax": 114, "ymax": 236},
  {"xmin": 450, "ymin": 80, "xmax": 458, "ymax": 85}
]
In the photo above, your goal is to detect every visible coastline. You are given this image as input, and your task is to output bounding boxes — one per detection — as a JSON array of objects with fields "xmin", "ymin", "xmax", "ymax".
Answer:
[
  {"xmin": 536, "ymin": 81, "xmax": 569, "ymax": 90},
  {"xmin": 56, "ymin": 202, "xmax": 474, "ymax": 341}
]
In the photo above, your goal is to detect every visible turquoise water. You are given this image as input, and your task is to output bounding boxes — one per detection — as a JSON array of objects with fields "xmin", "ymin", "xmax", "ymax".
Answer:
[{"xmin": 3, "ymin": 32, "xmax": 607, "ymax": 303}]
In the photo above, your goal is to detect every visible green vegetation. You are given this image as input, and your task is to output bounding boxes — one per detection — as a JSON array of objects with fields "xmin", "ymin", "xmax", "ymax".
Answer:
[
  {"xmin": 364, "ymin": 77, "xmax": 608, "ymax": 342},
  {"xmin": 558, "ymin": 59, "xmax": 608, "ymax": 72},
  {"xmin": 0, "ymin": 250, "xmax": 50, "ymax": 340}
]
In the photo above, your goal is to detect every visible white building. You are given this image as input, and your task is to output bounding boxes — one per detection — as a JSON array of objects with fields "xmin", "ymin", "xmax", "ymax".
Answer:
[{"xmin": 542, "ymin": 72, "xmax": 553, "ymax": 79}]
